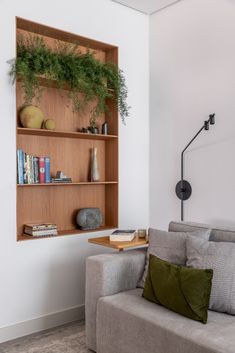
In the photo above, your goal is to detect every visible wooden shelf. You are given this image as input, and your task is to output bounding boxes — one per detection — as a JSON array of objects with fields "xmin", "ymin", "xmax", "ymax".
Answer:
[
  {"xmin": 19, "ymin": 226, "xmax": 116, "ymax": 241},
  {"xmin": 17, "ymin": 181, "xmax": 118, "ymax": 187},
  {"xmin": 17, "ymin": 128, "xmax": 118, "ymax": 141},
  {"xmin": 17, "ymin": 75, "xmax": 115, "ymax": 93}
]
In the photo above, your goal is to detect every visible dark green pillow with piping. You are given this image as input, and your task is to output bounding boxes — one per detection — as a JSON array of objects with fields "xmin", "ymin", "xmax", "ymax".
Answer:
[{"xmin": 143, "ymin": 254, "xmax": 213, "ymax": 324}]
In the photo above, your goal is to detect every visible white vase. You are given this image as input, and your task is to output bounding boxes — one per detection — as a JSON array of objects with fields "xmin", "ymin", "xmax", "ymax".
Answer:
[{"xmin": 91, "ymin": 147, "xmax": 100, "ymax": 182}]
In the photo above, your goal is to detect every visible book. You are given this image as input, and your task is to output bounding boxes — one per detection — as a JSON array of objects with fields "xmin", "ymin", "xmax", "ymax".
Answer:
[
  {"xmin": 110, "ymin": 230, "xmax": 136, "ymax": 242},
  {"xmin": 23, "ymin": 152, "xmax": 27, "ymax": 184},
  {"xmin": 25, "ymin": 154, "xmax": 31, "ymax": 184},
  {"xmin": 45, "ymin": 157, "xmax": 51, "ymax": 183},
  {"xmin": 33, "ymin": 156, "xmax": 39, "ymax": 183},
  {"xmin": 24, "ymin": 228, "xmax": 58, "ymax": 236},
  {"xmin": 17, "ymin": 149, "xmax": 24, "ymax": 184},
  {"xmin": 24, "ymin": 223, "xmax": 57, "ymax": 231},
  {"xmin": 39, "ymin": 157, "xmax": 45, "ymax": 183},
  {"xmin": 29, "ymin": 155, "xmax": 35, "ymax": 184}
]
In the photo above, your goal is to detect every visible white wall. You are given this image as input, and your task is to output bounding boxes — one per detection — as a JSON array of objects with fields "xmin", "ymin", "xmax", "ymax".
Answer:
[
  {"xmin": 0, "ymin": 0, "xmax": 149, "ymax": 339},
  {"xmin": 150, "ymin": 0, "xmax": 235, "ymax": 229}
]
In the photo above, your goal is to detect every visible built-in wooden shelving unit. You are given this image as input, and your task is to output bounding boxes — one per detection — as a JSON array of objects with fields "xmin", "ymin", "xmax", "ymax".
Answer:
[{"xmin": 16, "ymin": 17, "xmax": 118, "ymax": 241}]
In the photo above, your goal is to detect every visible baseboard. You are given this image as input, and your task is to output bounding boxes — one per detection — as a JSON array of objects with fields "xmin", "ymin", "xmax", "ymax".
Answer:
[{"xmin": 0, "ymin": 304, "xmax": 85, "ymax": 344}]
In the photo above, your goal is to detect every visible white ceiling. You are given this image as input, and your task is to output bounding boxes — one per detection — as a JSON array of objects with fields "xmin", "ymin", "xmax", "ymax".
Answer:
[{"xmin": 111, "ymin": 0, "xmax": 182, "ymax": 15}]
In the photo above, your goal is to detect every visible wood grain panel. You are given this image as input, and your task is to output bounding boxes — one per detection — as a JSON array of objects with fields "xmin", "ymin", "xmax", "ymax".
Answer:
[
  {"xmin": 16, "ymin": 82, "xmax": 106, "ymax": 133},
  {"xmin": 17, "ymin": 128, "xmax": 118, "ymax": 140},
  {"xmin": 105, "ymin": 48, "xmax": 119, "ymax": 136},
  {"xmin": 88, "ymin": 235, "xmax": 148, "ymax": 251},
  {"xmin": 105, "ymin": 140, "xmax": 118, "ymax": 181},
  {"xmin": 17, "ymin": 134, "xmax": 106, "ymax": 182},
  {"xmin": 17, "ymin": 185, "xmax": 106, "ymax": 237},
  {"xmin": 105, "ymin": 184, "xmax": 118, "ymax": 227}
]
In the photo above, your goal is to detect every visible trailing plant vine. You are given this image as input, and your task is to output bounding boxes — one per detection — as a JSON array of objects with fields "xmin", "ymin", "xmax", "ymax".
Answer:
[{"xmin": 9, "ymin": 35, "xmax": 130, "ymax": 124}]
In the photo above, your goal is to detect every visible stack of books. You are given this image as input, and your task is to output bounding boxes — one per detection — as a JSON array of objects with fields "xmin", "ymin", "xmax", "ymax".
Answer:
[
  {"xmin": 109, "ymin": 230, "xmax": 136, "ymax": 242},
  {"xmin": 24, "ymin": 223, "xmax": 58, "ymax": 237},
  {"xmin": 17, "ymin": 149, "xmax": 51, "ymax": 184}
]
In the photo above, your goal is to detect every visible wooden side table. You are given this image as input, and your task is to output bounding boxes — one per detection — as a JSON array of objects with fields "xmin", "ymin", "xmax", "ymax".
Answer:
[{"xmin": 88, "ymin": 235, "xmax": 148, "ymax": 251}]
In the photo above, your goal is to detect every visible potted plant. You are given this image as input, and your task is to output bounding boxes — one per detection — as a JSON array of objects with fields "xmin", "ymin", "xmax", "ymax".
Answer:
[{"xmin": 9, "ymin": 35, "xmax": 130, "ymax": 126}]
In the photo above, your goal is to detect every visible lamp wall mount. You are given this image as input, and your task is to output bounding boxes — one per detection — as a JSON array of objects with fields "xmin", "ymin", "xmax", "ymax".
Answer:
[{"xmin": 176, "ymin": 113, "xmax": 215, "ymax": 221}]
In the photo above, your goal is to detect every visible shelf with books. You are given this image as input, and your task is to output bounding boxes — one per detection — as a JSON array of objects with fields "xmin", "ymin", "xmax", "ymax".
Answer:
[
  {"xmin": 15, "ymin": 18, "xmax": 119, "ymax": 241},
  {"xmin": 17, "ymin": 128, "xmax": 118, "ymax": 141},
  {"xmin": 17, "ymin": 181, "xmax": 118, "ymax": 187},
  {"xmin": 19, "ymin": 225, "xmax": 116, "ymax": 241}
]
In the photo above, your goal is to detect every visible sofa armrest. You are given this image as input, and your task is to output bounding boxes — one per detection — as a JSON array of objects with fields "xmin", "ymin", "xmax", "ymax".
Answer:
[{"xmin": 85, "ymin": 249, "xmax": 146, "ymax": 351}]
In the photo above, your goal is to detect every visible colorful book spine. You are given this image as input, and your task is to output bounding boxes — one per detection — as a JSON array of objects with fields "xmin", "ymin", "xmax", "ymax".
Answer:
[
  {"xmin": 29, "ymin": 155, "xmax": 35, "ymax": 184},
  {"xmin": 23, "ymin": 152, "xmax": 27, "ymax": 184},
  {"xmin": 17, "ymin": 149, "xmax": 24, "ymax": 184},
  {"xmin": 33, "ymin": 157, "xmax": 39, "ymax": 184},
  {"xmin": 45, "ymin": 157, "xmax": 51, "ymax": 183},
  {"xmin": 25, "ymin": 154, "xmax": 31, "ymax": 184},
  {"xmin": 39, "ymin": 157, "xmax": 45, "ymax": 183}
]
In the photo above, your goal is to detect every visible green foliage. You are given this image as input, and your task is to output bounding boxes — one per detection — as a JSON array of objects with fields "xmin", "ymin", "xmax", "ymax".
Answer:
[{"xmin": 9, "ymin": 35, "xmax": 130, "ymax": 124}]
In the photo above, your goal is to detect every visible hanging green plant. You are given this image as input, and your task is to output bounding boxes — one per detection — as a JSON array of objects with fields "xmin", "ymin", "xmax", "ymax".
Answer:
[{"xmin": 9, "ymin": 35, "xmax": 130, "ymax": 124}]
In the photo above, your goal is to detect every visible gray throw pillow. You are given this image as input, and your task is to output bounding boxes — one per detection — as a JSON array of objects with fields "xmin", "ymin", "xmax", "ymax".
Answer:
[
  {"xmin": 138, "ymin": 227, "xmax": 211, "ymax": 288},
  {"xmin": 186, "ymin": 236, "xmax": 235, "ymax": 315}
]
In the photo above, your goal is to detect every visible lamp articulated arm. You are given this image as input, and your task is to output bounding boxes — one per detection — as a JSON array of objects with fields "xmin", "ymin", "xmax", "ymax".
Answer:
[{"xmin": 176, "ymin": 114, "xmax": 215, "ymax": 221}]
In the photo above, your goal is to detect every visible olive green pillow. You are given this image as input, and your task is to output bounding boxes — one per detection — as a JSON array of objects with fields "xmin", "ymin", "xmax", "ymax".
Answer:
[{"xmin": 143, "ymin": 254, "xmax": 213, "ymax": 324}]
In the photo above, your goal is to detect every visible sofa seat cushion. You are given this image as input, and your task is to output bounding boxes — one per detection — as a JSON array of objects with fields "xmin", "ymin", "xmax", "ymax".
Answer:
[{"xmin": 96, "ymin": 288, "xmax": 235, "ymax": 353}]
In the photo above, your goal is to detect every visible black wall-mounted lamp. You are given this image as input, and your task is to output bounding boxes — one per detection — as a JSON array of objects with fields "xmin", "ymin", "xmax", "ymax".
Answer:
[{"xmin": 175, "ymin": 113, "xmax": 216, "ymax": 221}]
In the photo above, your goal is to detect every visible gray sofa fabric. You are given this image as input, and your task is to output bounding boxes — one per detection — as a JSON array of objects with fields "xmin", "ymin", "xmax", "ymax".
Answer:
[
  {"xmin": 186, "ymin": 236, "xmax": 235, "ymax": 315},
  {"xmin": 97, "ymin": 288, "xmax": 235, "ymax": 353},
  {"xmin": 85, "ymin": 249, "xmax": 146, "ymax": 352},
  {"xmin": 169, "ymin": 221, "xmax": 235, "ymax": 243},
  {"xmin": 86, "ymin": 221, "xmax": 235, "ymax": 353}
]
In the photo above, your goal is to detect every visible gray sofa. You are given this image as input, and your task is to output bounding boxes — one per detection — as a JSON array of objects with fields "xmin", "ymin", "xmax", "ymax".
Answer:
[{"xmin": 86, "ymin": 221, "xmax": 235, "ymax": 353}]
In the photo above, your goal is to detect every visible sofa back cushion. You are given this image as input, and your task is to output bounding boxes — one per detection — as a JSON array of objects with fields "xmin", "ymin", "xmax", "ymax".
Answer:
[
  {"xmin": 186, "ymin": 236, "xmax": 235, "ymax": 315},
  {"xmin": 169, "ymin": 221, "xmax": 235, "ymax": 243}
]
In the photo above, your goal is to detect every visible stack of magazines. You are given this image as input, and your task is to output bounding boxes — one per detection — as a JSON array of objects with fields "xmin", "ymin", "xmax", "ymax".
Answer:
[
  {"xmin": 24, "ymin": 223, "xmax": 58, "ymax": 237},
  {"xmin": 109, "ymin": 230, "xmax": 136, "ymax": 242}
]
